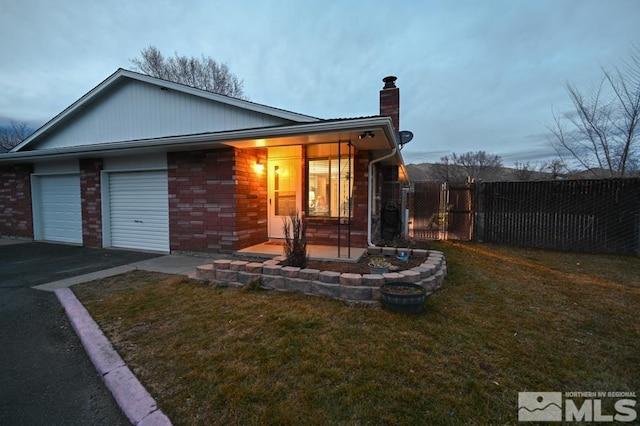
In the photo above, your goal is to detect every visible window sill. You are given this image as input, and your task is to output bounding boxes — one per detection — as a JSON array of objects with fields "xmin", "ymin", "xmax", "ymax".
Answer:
[{"xmin": 306, "ymin": 216, "xmax": 354, "ymax": 224}]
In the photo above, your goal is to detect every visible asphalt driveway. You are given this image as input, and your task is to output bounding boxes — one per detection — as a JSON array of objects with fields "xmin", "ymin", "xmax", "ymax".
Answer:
[{"xmin": 0, "ymin": 241, "xmax": 162, "ymax": 425}]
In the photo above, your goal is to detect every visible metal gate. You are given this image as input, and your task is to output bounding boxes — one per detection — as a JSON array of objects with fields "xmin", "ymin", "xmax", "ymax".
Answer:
[{"xmin": 409, "ymin": 182, "xmax": 473, "ymax": 241}]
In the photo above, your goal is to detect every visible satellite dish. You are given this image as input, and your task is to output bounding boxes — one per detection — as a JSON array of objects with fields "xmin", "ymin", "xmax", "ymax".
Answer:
[{"xmin": 398, "ymin": 130, "xmax": 414, "ymax": 149}]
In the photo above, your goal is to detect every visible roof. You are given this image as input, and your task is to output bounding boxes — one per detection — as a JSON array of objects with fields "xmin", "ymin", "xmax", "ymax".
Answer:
[
  {"xmin": 12, "ymin": 68, "xmax": 320, "ymax": 153},
  {"xmin": 1, "ymin": 69, "xmax": 407, "ymax": 179}
]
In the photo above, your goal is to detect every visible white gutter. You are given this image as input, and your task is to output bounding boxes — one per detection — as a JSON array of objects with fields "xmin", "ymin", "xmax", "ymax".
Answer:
[
  {"xmin": 2, "ymin": 117, "xmax": 394, "ymax": 163},
  {"xmin": 367, "ymin": 146, "xmax": 397, "ymax": 247}
]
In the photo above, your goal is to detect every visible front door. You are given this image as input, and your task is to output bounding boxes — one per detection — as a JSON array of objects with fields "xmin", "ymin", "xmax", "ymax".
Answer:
[{"xmin": 268, "ymin": 146, "xmax": 301, "ymax": 239}]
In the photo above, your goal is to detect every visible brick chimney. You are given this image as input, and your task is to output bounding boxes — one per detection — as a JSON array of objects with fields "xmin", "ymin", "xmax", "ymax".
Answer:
[{"xmin": 380, "ymin": 75, "xmax": 399, "ymax": 132}]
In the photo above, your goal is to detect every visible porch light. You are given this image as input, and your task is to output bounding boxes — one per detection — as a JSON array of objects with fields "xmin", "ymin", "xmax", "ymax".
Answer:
[
  {"xmin": 254, "ymin": 161, "xmax": 265, "ymax": 173},
  {"xmin": 358, "ymin": 131, "xmax": 375, "ymax": 139}
]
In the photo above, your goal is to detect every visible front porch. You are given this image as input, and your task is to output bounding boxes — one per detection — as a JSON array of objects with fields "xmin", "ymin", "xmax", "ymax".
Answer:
[{"xmin": 235, "ymin": 242, "xmax": 367, "ymax": 262}]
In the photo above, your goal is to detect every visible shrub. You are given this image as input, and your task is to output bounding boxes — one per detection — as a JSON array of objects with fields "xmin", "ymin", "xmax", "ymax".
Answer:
[{"xmin": 283, "ymin": 211, "xmax": 309, "ymax": 268}]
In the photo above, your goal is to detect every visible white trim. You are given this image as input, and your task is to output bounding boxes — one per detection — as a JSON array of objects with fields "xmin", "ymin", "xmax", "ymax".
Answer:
[
  {"xmin": 31, "ymin": 176, "xmax": 43, "ymax": 241},
  {"xmin": 100, "ymin": 170, "xmax": 111, "ymax": 248},
  {"xmin": 102, "ymin": 152, "xmax": 167, "ymax": 172},
  {"xmin": 33, "ymin": 159, "xmax": 79, "ymax": 174},
  {"xmin": 3, "ymin": 117, "xmax": 400, "ymax": 162},
  {"xmin": 267, "ymin": 146, "xmax": 302, "ymax": 238}
]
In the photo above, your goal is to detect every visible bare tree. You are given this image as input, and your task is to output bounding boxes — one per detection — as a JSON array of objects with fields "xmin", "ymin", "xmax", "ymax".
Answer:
[
  {"xmin": 431, "ymin": 154, "xmax": 458, "ymax": 182},
  {"xmin": 433, "ymin": 151, "xmax": 503, "ymax": 183},
  {"xmin": 513, "ymin": 161, "xmax": 536, "ymax": 181},
  {"xmin": 0, "ymin": 120, "xmax": 31, "ymax": 151},
  {"xmin": 548, "ymin": 46, "xmax": 640, "ymax": 177},
  {"xmin": 539, "ymin": 159, "xmax": 568, "ymax": 180},
  {"xmin": 130, "ymin": 46, "xmax": 247, "ymax": 99}
]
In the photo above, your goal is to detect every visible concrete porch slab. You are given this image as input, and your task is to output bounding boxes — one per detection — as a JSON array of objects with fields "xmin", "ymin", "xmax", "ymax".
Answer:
[{"xmin": 236, "ymin": 243, "xmax": 366, "ymax": 263}]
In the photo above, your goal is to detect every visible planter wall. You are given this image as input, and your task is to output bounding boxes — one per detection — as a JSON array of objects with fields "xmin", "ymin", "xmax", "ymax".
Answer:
[{"xmin": 196, "ymin": 248, "xmax": 447, "ymax": 306}]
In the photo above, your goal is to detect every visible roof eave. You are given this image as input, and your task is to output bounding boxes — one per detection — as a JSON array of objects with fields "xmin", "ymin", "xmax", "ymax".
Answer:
[{"xmin": 0, "ymin": 117, "xmax": 405, "ymax": 165}]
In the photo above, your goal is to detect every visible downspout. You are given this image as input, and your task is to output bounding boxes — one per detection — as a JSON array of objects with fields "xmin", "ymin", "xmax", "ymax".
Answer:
[{"xmin": 368, "ymin": 147, "xmax": 397, "ymax": 247}]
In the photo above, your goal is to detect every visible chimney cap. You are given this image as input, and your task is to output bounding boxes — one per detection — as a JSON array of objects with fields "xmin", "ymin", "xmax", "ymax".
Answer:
[{"xmin": 382, "ymin": 76, "xmax": 397, "ymax": 89}]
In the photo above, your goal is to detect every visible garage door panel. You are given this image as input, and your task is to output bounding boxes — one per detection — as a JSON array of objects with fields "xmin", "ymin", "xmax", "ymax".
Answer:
[
  {"xmin": 40, "ymin": 175, "xmax": 82, "ymax": 244},
  {"xmin": 109, "ymin": 171, "xmax": 169, "ymax": 252}
]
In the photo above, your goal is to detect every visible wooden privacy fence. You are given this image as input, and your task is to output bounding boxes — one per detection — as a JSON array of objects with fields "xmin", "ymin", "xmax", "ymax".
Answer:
[{"xmin": 409, "ymin": 178, "xmax": 640, "ymax": 254}]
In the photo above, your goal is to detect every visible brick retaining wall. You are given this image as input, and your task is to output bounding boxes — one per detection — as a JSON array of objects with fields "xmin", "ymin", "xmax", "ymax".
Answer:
[{"xmin": 196, "ymin": 248, "xmax": 447, "ymax": 305}]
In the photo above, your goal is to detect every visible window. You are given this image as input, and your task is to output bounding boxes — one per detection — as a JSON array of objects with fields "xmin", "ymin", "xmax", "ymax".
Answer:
[{"xmin": 307, "ymin": 143, "xmax": 353, "ymax": 217}]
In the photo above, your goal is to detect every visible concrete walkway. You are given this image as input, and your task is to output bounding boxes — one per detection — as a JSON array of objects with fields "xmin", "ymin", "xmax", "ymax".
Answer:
[
  {"xmin": 236, "ymin": 242, "xmax": 367, "ymax": 262},
  {"xmin": 34, "ymin": 254, "xmax": 207, "ymax": 292}
]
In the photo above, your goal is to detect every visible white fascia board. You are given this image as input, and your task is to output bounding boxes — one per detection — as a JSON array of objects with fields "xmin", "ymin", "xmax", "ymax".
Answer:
[
  {"xmin": 12, "ymin": 69, "xmax": 320, "ymax": 153},
  {"xmin": 1, "ymin": 117, "xmax": 400, "ymax": 163}
]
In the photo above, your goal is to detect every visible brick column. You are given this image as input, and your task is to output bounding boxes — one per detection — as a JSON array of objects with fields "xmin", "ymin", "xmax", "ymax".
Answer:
[{"xmin": 80, "ymin": 159, "xmax": 103, "ymax": 247}]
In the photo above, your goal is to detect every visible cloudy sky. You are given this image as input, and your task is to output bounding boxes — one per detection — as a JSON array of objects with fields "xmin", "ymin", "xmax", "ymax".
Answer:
[{"xmin": 1, "ymin": 0, "xmax": 638, "ymax": 165}]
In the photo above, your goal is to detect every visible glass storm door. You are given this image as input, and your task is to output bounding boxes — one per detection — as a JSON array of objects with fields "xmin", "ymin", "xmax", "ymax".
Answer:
[{"xmin": 268, "ymin": 146, "xmax": 301, "ymax": 239}]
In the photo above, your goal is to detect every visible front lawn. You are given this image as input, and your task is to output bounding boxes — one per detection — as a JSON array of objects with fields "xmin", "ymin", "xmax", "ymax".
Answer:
[{"xmin": 72, "ymin": 242, "xmax": 640, "ymax": 425}]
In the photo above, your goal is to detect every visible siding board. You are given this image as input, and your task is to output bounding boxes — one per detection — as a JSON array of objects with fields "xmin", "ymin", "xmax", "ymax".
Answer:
[{"xmin": 35, "ymin": 80, "xmax": 291, "ymax": 150}]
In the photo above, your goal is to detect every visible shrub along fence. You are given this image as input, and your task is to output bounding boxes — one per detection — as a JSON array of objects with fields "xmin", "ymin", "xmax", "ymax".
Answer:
[{"xmin": 410, "ymin": 178, "xmax": 640, "ymax": 254}]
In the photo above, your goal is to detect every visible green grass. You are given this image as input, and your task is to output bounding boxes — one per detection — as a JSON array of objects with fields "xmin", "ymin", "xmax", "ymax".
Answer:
[{"xmin": 72, "ymin": 243, "xmax": 640, "ymax": 425}]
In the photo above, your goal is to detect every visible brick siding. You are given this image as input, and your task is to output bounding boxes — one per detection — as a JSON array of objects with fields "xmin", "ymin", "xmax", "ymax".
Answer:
[
  {"xmin": 170, "ymin": 146, "xmax": 370, "ymax": 253},
  {"xmin": 234, "ymin": 148, "xmax": 268, "ymax": 249},
  {"xmin": 80, "ymin": 159, "xmax": 103, "ymax": 247},
  {"xmin": 168, "ymin": 148, "xmax": 268, "ymax": 253},
  {"xmin": 380, "ymin": 87, "xmax": 400, "ymax": 131},
  {"xmin": 0, "ymin": 164, "xmax": 33, "ymax": 238}
]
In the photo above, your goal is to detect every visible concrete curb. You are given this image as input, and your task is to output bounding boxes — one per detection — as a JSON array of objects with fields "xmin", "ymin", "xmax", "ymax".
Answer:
[{"xmin": 55, "ymin": 288, "xmax": 172, "ymax": 425}]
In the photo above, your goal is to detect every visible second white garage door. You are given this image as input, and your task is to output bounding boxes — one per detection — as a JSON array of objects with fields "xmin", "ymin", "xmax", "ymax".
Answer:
[{"xmin": 108, "ymin": 171, "xmax": 169, "ymax": 252}]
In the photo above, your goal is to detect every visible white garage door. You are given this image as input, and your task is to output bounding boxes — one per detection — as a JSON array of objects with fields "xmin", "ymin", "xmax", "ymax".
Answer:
[
  {"xmin": 40, "ymin": 175, "xmax": 82, "ymax": 244},
  {"xmin": 109, "ymin": 171, "xmax": 169, "ymax": 252}
]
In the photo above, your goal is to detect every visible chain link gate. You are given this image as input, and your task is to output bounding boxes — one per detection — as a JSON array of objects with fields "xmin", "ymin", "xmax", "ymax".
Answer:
[{"xmin": 409, "ymin": 182, "xmax": 474, "ymax": 241}]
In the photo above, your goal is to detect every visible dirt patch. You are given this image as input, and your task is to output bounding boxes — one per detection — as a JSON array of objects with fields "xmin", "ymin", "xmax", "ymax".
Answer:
[{"xmin": 304, "ymin": 253, "xmax": 427, "ymax": 275}]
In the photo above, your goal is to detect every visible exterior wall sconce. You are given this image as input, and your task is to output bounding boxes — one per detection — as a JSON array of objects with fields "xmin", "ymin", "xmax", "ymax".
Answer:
[
  {"xmin": 254, "ymin": 161, "xmax": 265, "ymax": 173},
  {"xmin": 358, "ymin": 131, "xmax": 375, "ymax": 139}
]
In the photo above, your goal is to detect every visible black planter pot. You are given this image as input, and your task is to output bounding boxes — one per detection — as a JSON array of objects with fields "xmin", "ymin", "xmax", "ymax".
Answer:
[{"xmin": 379, "ymin": 282, "xmax": 427, "ymax": 314}]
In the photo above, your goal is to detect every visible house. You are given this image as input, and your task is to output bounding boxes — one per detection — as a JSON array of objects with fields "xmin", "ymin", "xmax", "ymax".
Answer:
[{"xmin": 0, "ymin": 69, "xmax": 408, "ymax": 256}]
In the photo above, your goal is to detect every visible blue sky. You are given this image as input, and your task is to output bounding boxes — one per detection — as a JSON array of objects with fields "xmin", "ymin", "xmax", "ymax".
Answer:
[{"xmin": 1, "ymin": 0, "xmax": 638, "ymax": 165}]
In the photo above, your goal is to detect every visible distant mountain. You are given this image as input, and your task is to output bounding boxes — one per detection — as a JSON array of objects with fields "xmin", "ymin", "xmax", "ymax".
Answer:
[
  {"xmin": 405, "ymin": 163, "xmax": 552, "ymax": 182},
  {"xmin": 405, "ymin": 163, "xmax": 640, "ymax": 182}
]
